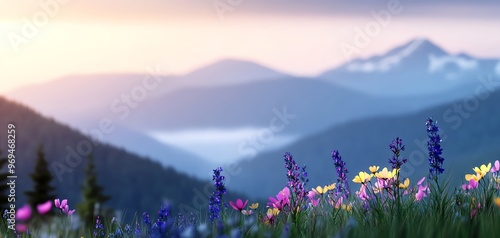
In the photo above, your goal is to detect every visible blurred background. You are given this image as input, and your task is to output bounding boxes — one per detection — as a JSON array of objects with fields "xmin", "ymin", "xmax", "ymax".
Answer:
[{"xmin": 1, "ymin": 0, "xmax": 499, "ymax": 220}]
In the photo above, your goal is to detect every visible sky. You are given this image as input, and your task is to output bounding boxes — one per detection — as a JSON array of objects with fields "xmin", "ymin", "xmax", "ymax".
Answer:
[{"xmin": 1, "ymin": 0, "xmax": 500, "ymax": 93}]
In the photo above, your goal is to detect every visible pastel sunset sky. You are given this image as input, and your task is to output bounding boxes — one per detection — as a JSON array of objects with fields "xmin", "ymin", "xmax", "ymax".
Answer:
[{"xmin": 1, "ymin": 0, "xmax": 499, "ymax": 92}]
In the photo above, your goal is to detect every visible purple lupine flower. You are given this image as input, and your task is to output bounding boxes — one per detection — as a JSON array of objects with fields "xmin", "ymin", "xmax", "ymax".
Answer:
[
  {"xmin": 134, "ymin": 222, "xmax": 142, "ymax": 236},
  {"xmin": 283, "ymin": 152, "xmax": 308, "ymax": 208},
  {"xmin": 332, "ymin": 150, "xmax": 350, "ymax": 199},
  {"xmin": 143, "ymin": 212, "xmax": 152, "ymax": 231},
  {"xmin": 388, "ymin": 137, "xmax": 407, "ymax": 170},
  {"xmin": 94, "ymin": 216, "xmax": 105, "ymax": 238},
  {"xmin": 208, "ymin": 167, "xmax": 226, "ymax": 221},
  {"xmin": 426, "ymin": 118, "xmax": 444, "ymax": 180}
]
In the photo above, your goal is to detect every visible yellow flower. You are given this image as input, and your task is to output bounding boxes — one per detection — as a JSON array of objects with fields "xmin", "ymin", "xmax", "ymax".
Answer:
[
  {"xmin": 313, "ymin": 185, "xmax": 328, "ymax": 194},
  {"xmin": 267, "ymin": 208, "xmax": 279, "ymax": 216},
  {"xmin": 369, "ymin": 166, "xmax": 380, "ymax": 173},
  {"xmin": 249, "ymin": 203, "xmax": 259, "ymax": 209},
  {"xmin": 352, "ymin": 171, "xmax": 372, "ymax": 184},
  {"xmin": 375, "ymin": 167, "xmax": 396, "ymax": 180},
  {"xmin": 399, "ymin": 178, "xmax": 410, "ymax": 189},
  {"xmin": 495, "ymin": 198, "xmax": 500, "ymax": 208},
  {"xmin": 326, "ymin": 183, "xmax": 336, "ymax": 191},
  {"xmin": 473, "ymin": 163, "xmax": 491, "ymax": 179},
  {"xmin": 465, "ymin": 173, "xmax": 480, "ymax": 182},
  {"xmin": 341, "ymin": 204, "xmax": 352, "ymax": 211}
]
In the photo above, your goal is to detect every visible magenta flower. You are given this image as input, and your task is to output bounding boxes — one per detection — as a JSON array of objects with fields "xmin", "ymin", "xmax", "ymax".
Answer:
[
  {"xmin": 415, "ymin": 177, "xmax": 429, "ymax": 201},
  {"xmin": 462, "ymin": 179, "xmax": 479, "ymax": 192},
  {"xmin": 307, "ymin": 191, "xmax": 320, "ymax": 207},
  {"xmin": 267, "ymin": 187, "xmax": 290, "ymax": 210},
  {"xmin": 37, "ymin": 200, "xmax": 52, "ymax": 215},
  {"xmin": 491, "ymin": 160, "xmax": 500, "ymax": 173},
  {"xmin": 229, "ymin": 199, "xmax": 248, "ymax": 211},
  {"xmin": 16, "ymin": 224, "xmax": 27, "ymax": 233},
  {"xmin": 16, "ymin": 204, "xmax": 32, "ymax": 221},
  {"xmin": 55, "ymin": 198, "xmax": 75, "ymax": 215},
  {"xmin": 357, "ymin": 184, "xmax": 369, "ymax": 201}
]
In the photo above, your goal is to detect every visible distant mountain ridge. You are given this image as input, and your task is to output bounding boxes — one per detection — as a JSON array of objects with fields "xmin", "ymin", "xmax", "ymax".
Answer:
[
  {"xmin": 4, "ymin": 38, "xmax": 499, "ymax": 171},
  {"xmin": 0, "ymin": 97, "xmax": 239, "ymax": 218},
  {"xmin": 320, "ymin": 38, "xmax": 500, "ymax": 96},
  {"xmin": 229, "ymin": 87, "xmax": 500, "ymax": 197}
]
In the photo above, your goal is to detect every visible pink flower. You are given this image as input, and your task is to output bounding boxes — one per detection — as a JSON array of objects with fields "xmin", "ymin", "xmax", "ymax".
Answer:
[
  {"xmin": 241, "ymin": 210, "xmax": 253, "ymax": 216},
  {"xmin": 357, "ymin": 184, "xmax": 369, "ymax": 201},
  {"xmin": 16, "ymin": 204, "xmax": 32, "ymax": 221},
  {"xmin": 307, "ymin": 191, "xmax": 320, "ymax": 207},
  {"xmin": 55, "ymin": 198, "xmax": 75, "ymax": 215},
  {"xmin": 16, "ymin": 224, "xmax": 27, "ymax": 233},
  {"xmin": 415, "ymin": 177, "xmax": 429, "ymax": 201},
  {"xmin": 461, "ymin": 179, "xmax": 479, "ymax": 192},
  {"xmin": 267, "ymin": 187, "xmax": 290, "ymax": 210},
  {"xmin": 229, "ymin": 199, "xmax": 248, "ymax": 211},
  {"xmin": 37, "ymin": 200, "xmax": 52, "ymax": 215},
  {"xmin": 491, "ymin": 160, "xmax": 500, "ymax": 173}
]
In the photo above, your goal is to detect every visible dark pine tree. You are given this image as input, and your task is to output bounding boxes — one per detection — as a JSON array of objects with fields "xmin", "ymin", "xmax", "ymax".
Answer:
[
  {"xmin": 0, "ymin": 150, "xmax": 10, "ymax": 211},
  {"xmin": 24, "ymin": 146, "xmax": 56, "ymax": 214},
  {"xmin": 77, "ymin": 154, "xmax": 110, "ymax": 226}
]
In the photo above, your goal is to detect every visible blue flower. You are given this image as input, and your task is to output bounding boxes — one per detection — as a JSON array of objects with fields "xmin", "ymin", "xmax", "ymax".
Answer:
[
  {"xmin": 94, "ymin": 216, "xmax": 105, "ymax": 238},
  {"xmin": 209, "ymin": 167, "xmax": 226, "ymax": 221},
  {"xmin": 388, "ymin": 137, "xmax": 407, "ymax": 170},
  {"xmin": 426, "ymin": 117, "xmax": 444, "ymax": 180},
  {"xmin": 332, "ymin": 150, "xmax": 350, "ymax": 199}
]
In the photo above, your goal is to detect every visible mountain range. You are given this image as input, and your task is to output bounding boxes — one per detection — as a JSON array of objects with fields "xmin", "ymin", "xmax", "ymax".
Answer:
[
  {"xmin": 230, "ymin": 87, "xmax": 500, "ymax": 197},
  {"xmin": 0, "ymin": 97, "xmax": 240, "ymax": 220},
  {"xmin": 4, "ymin": 38, "xmax": 500, "ymax": 179}
]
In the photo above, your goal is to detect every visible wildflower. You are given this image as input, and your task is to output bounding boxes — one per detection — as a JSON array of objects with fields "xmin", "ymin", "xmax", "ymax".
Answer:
[
  {"xmin": 369, "ymin": 166, "xmax": 379, "ymax": 174},
  {"xmin": 473, "ymin": 163, "xmax": 491, "ymax": 179},
  {"xmin": 16, "ymin": 205, "xmax": 32, "ymax": 221},
  {"xmin": 241, "ymin": 210, "xmax": 253, "ymax": 216},
  {"xmin": 332, "ymin": 150, "xmax": 350, "ymax": 199},
  {"xmin": 356, "ymin": 184, "xmax": 369, "ymax": 201},
  {"xmin": 341, "ymin": 204, "xmax": 352, "ymax": 211},
  {"xmin": 375, "ymin": 167, "xmax": 396, "ymax": 180},
  {"xmin": 353, "ymin": 171, "xmax": 372, "ymax": 184},
  {"xmin": 415, "ymin": 177, "xmax": 429, "ymax": 201},
  {"xmin": 326, "ymin": 183, "xmax": 336, "ymax": 191},
  {"xmin": 283, "ymin": 152, "xmax": 308, "ymax": 205},
  {"xmin": 143, "ymin": 212, "xmax": 152, "ymax": 230},
  {"xmin": 157, "ymin": 204, "xmax": 170, "ymax": 221},
  {"xmin": 312, "ymin": 185, "xmax": 330, "ymax": 195},
  {"xmin": 388, "ymin": 137, "xmax": 407, "ymax": 170},
  {"xmin": 461, "ymin": 179, "xmax": 479, "ymax": 191},
  {"xmin": 399, "ymin": 178, "xmax": 410, "ymax": 189},
  {"xmin": 94, "ymin": 216, "xmax": 105, "ymax": 238},
  {"xmin": 36, "ymin": 200, "xmax": 52, "ymax": 215},
  {"xmin": 426, "ymin": 118, "xmax": 444, "ymax": 180},
  {"xmin": 249, "ymin": 203, "xmax": 259, "ymax": 210},
  {"xmin": 264, "ymin": 208, "xmax": 279, "ymax": 225},
  {"xmin": 208, "ymin": 167, "xmax": 226, "ymax": 221},
  {"xmin": 16, "ymin": 224, "xmax": 27, "ymax": 233},
  {"xmin": 491, "ymin": 160, "xmax": 500, "ymax": 173},
  {"xmin": 307, "ymin": 191, "xmax": 320, "ymax": 207},
  {"xmin": 495, "ymin": 198, "xmax": 500, "ymax": 208},
  {"xmin": 229, "ymin": 199, "xmax": 248, "ymax": 211},
  {"xmin": 54, "ymin": 198, "xmax": 75, "ymax": 215},
  {"xmin": 268, "ymin": 187, "xmax": 290, "ymax": 210}
]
